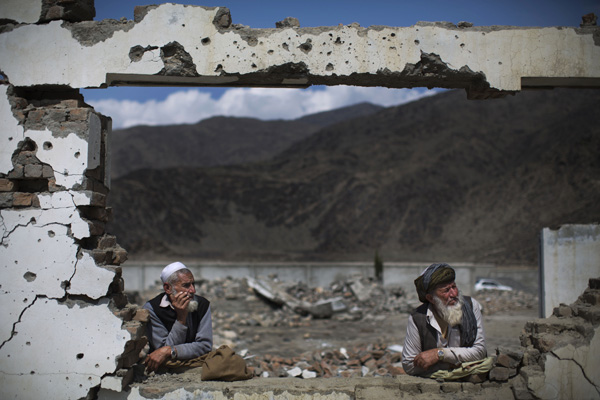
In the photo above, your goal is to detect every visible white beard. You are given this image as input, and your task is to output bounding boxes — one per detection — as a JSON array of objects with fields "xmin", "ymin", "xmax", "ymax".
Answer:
[
  {"xmin": 187, "ymin": 299, "xmax": 198, "ymax": 312},
  {"xmin": 171, "ymin": 288, "xmax": 199, "ymax": 312},
  {"xmin": 433, "ymin": 293, "xmax": 464, "ymax": 326}
]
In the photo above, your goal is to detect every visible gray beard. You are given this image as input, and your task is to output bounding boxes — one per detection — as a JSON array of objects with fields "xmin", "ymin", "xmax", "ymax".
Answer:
[{"xmin": 433, "ymin": 293, "xmax": 464, "ymax": 326}]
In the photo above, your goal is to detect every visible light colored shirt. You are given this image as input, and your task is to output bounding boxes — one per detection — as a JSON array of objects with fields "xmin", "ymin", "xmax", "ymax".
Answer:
[
  {"xmin": 143, "ymin": 294, "xmax": 213, "ymax": 360},
  {"xmin": 401, "ymin": 298, "xmax": 486, "ymax": 376}
]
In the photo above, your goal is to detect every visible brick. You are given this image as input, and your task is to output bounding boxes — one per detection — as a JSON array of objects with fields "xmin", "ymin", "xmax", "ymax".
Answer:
[
  {"xmin": 13, "ymin": 110, "xmax": 26, "ymax": 123},
  {"xmin": 112, "ymin": 248, "xmax": 128, "ymax": 265},
  {"xmin": 133, "ymin": 308, "xmax": 150, "ymax": 323},
  {"xmin": 14, "ymin": 151, "xmax": 38, "ymax": 166},
  {"xmin": 47, "ymin": 109, "xmax": 67, "ymax": 123},
  {"xmin": 12, "ymin": 97, "xmax": 28, "ymax": 109},
  {"xmin": 45, "ymin": 5, "xmax": 64, "ymax": 20},
  {"xmin": 92, "ymin": 249, "xmax": 108, "ymax": 264},
  {"xmin": 0, "ymin": 193, "xmax": 13, "ymax": 207},
  {"xmin": 8, "ymin": 165, "xmax": 24, "ymax": 178},
  {"xmin": 24, "ymin": 164, "xmax": 43, "ymax": 178},
  {"xmin": 97, "ymin": 234, "xmax": 117, "ymax": 249},
  {"xmin": 119, "ymin": 307, "xmax": 136, "ymax": 322},
  {"xmin": 88, "ymin": 220, "xmax": 105, "ymax": 235},
  {"xmin": 42, "ymin": 165, "xmax": 54, "ymax": 178},
  {"xmin": 69, "ymin": 108, "xmax": 90, "ymax": 121},
  {"xmin": 13, "ymin": 192, "xmax": 33, "ymax": 207},
  {"xmin": 27, "ymin": 109, "xmax": 45, "ymax": 124},
  {"xmin": 61, "ymin": 99, "xmax": 81, "ymax": 108},
  {"xmin": 0, "ymin": 179, "xmax": 15, "ymax": 192},
  {"xmin": 124, "ymin": 321, "xmax": 145, "ymax": 340}
]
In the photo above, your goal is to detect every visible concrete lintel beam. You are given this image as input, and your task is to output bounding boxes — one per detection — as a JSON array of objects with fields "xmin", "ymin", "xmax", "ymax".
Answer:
[{"xmin": 0, "ymin": 4, "xmax": 599, "ymax": 98}]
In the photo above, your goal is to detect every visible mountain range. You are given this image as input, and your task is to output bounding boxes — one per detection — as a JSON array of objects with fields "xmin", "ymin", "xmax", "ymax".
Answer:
[{"xmin": 106, "ymin": 88, "xmax": 600, "ymax": 266}]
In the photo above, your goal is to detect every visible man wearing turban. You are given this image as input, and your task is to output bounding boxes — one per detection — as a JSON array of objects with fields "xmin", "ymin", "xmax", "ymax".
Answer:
[
  {"xmin": 143, "ymin": 262, "xmax": 213, "ymax": 373},
  {"xmin": 401, "ymin": 263, "xmax": 490, "ymax": 378}
]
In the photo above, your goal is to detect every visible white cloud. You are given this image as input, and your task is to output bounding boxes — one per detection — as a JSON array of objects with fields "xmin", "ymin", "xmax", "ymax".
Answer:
[{"xmin": 88, "ymin": 86, "xmax": 438, "ymax": 129}]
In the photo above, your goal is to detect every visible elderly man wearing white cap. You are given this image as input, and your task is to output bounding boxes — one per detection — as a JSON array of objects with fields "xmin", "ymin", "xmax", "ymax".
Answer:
[{"xmin": 143, "ymin": 262, "xmax": 213, "ymax": 373}]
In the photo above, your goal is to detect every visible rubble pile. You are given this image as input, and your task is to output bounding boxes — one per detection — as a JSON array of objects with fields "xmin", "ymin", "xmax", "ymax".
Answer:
[
  {"xmin": 127, "ymin": 274, "xmax": 539, "ymax": 381},
  {"xmin": 247, "ymin": 342, "xmax": 405, "ymax": 379},
  {"xmin": 475, "ymin": 289, "xmax": 538, "ymax": 315}
]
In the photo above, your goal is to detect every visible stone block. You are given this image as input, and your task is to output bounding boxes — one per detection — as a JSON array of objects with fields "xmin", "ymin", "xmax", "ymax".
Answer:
[
  {"xmin": 42, "ymin": 165, "xmax": 54, "ymax": 178},
  {"xmin": 0, "ymin": 178, "xmax": 15, "ymax": 192},
  {"xmin": 24, "ymin": 164, "xmax": 43, "ymax": 178},
  {"xmin": 441, "ymin": 382, "xmax": 461, "ymax": 393},
  {"xmin": 580, "ymin": 291, "xmax": 600, "ymax": 306},
  {"xmin": 553, "ymin": 304, "xmax": 573, "ymax": 317},
  {"xmin": 496, "ymin": 353, "xmax": 521, "ymax": 369},
  {"xmin": 355, "ymin": 381, "xmax": 401, "ymax": 400},
  {"xmin": 0, "ymin": 193, "xmax": 13, "ymax": 207},
  {"xmin": 418, "ymin": 380, "xmax": 440, "ymax": 393},
  {"xmin": 8, "ymin": 165, "xmax": 24, "ymax": 179},
  {"xmin": 14, "ymin": 151, "xmax": 38, "ymax": 165},
  {"xmin": 45, "ymin": 5, "xmax": 64, "ymax": 20},
  {"xmin": 461, "ymin": 382, "xmax": 481, "ymax": 392},
  {"xmin": 489, "ymin": 366, "xmax": 510, "ymax": 382}
]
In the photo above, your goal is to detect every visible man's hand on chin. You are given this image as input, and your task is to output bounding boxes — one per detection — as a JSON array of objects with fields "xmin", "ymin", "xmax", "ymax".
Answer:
[
  {"xmin": 144, "ymin": 346, "xmax": 172, "ymax": 373},
  {"xmin": 414, "ymin": 348, "xmax": 441, "ymax": 370}
]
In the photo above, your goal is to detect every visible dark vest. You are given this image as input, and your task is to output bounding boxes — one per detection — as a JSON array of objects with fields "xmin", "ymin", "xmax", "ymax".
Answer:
[
  {"xmin": 411, "ymin": 296, "xmax": 473, "ymax": 351},
  {"xmin": 148, "ymin": 292, "xmax": 210, "ymax": 350}
]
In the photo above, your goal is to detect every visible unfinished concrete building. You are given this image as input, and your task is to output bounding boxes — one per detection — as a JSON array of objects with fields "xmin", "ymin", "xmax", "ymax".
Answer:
[{"xmin": 0, "ymin": 1, "xmax": 599, "ymax": 399}]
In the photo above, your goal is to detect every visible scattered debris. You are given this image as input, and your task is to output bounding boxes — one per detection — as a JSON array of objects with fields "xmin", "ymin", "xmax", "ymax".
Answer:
[{"xmin": 128, "ymin": 274, "xmax": 538, "ymax": 380}]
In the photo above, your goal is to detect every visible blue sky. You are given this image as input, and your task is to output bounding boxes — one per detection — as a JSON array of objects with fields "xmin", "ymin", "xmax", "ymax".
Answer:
[{"xmin": 83, "ymin": 0, "xmax": 598, "ymax": 128}]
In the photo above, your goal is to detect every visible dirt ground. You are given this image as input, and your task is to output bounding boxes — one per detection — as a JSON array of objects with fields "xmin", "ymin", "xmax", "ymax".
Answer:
[
  {"xmin": 208, "ymin": 290, "xmax": 538, "ymax": 360},
  {"xmin": 130, "ymin": 275, "xmax": 539, "ymax": 366}
]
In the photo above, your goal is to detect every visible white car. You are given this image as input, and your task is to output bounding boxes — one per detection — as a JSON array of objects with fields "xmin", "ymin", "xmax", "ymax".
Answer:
[{"xmin": 474, "ymin": 279, "xmax": 513, "ymax": 292}]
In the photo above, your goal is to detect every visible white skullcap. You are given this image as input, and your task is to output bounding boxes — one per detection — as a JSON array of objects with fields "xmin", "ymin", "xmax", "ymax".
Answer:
[{"xmin": 160, "ymin": 261, "xmax": 187, "ymax": 283}]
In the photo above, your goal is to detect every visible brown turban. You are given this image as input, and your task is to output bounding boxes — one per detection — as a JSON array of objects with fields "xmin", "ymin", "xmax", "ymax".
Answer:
[{"xmin": 414, "ymin": 263, "xmax": 455, "ymax": 303}]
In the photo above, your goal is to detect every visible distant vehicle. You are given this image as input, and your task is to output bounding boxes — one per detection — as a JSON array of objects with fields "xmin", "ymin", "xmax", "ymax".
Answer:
[{"xmin": 474, "ymin": 279, "xmax": 513, "ymax": 292}]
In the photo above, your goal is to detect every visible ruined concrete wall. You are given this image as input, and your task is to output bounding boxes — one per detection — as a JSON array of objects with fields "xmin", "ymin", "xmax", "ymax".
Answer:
[
  {"xmin": 1, "ymin": 3, "xmax": 599, "ymax": 99},
  {"xmin": 520, "ymin": 278, "xmax": 600, "ymax": 399},
  {"xmin": 541, "ymin": 224, "xmax": 600, "ymax": 317},
  {"xmin": 0, "ymin": 86, "xmax": 147, "ymax": 398}
]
